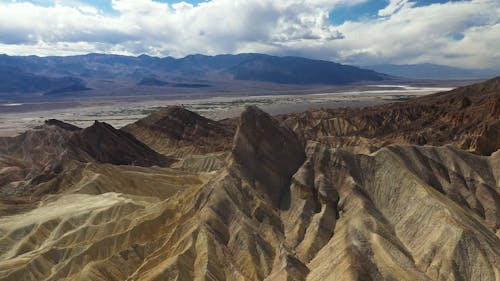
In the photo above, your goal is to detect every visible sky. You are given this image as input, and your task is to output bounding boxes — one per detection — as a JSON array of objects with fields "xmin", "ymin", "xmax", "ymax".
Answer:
[{"xmin": 0, "ymin": 0, "xmax": 498, "ymax": 68}]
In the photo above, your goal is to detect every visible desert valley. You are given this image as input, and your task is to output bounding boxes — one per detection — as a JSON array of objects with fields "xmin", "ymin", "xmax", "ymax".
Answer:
[{"xmin": 1, "ymin": 0, "xmax": 499, "ymax": 280}]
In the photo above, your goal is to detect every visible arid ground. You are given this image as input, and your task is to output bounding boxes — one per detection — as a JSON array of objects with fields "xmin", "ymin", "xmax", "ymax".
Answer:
[{"xmin": 0, "ymin": 84, "xmax": 452, "ymax": 137}]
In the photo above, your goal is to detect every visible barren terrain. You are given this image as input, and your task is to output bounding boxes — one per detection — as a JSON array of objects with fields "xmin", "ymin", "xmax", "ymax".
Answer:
[
  {"xmin": 0, "ymin": 84, "xmax": 452, "ymax": 137},
  {"xmin": 0, "ymin": 77, "xmax": 498, "ymax": 281}
]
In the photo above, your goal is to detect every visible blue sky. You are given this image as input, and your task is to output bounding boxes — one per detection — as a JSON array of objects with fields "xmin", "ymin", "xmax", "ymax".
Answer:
[
  {"xmin": 0, "ymin": 0, "xmax": 498, "ymax": 68},
  {"xmin": 329, "ymin": 0, "xmax": 462, "ymax": 24},
  {"xmin": 2, "ymin": 0, "xmax": 208, "ymax": 12},
  {"xmin": 4, "ymin": 0, "xmax": 468, "ymax": 24},
  {"xmin": 75, "ymin": 0, "xmax": 209, "ymax": 13}
]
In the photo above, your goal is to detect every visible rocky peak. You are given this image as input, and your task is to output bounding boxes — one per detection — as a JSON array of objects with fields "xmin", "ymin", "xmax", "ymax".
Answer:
[
  {"xmin": 135, "ymin": 106, "xmax": 226, "ymax": 138},
  {"xmin": 44, "ymin": 119, "xmax": 81, "ymax": 131},
  {"xmin": 72, "ymin": 121, "xmax": 170, "ymax": 167},
  {"xmin": 122, "ymin": 106, "xmax": 235, "ymax": 153},
  {"xmin": 0, "ymin": 119, "xmax": 171, "ymax": 198},
  {"xmin": 141, "ymin": 106, "xmax": 202, "ymax": 124},
  {"xmin": 231, "ymin": 105, "xmax": 305, "ymax": 209}
]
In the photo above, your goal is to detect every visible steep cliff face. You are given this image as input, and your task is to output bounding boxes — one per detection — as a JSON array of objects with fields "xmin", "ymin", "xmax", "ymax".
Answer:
[{"xmin": 231, "ymin": 106, "xmax": 306, "ymax": 208}]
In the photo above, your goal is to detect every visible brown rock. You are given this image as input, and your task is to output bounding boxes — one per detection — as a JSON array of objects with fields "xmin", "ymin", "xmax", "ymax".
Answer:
[
  {"xmin": 0, "ymin": 120, "xmax": 170, "ymax": 199},
  {"xmin": 122, "ymin": 106, "xmax": 235, "ymax": 154},
  {"xmin": 1, "ymin": 80, "xmax": 500, "ymax": 281},
  {"xmin": 231, "ymin": 105, "xmax": 306, "ymax": 209},
  {"xmin": 282, "ymin": 76, "xmax": 500, "ymax": 155},
  {"xmin": 71, "ymin": 120, "xmax": 170, "ymax": 167},
  {"xmin": 475, "ymin": 121, "xmax": 500, "ymax": 156}
]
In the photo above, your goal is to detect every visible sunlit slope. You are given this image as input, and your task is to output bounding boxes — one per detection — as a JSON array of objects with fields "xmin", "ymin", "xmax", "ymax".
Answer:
[
  {"xmin": 0, "ymin": 162, "xmax": 213, "ymax": 281},
  {"xmin": 0, "ymin": 78, "xmax": 499, "ymax": 280},
  {"xmin": 1, "ymin": 106, "xmax": 497, "ymax": 281}
]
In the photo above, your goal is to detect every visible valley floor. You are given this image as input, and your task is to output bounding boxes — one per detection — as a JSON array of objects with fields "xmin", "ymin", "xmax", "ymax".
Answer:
[{"xmin": 0, "ymin": 84, "xmax": 451, "ymax": 137}]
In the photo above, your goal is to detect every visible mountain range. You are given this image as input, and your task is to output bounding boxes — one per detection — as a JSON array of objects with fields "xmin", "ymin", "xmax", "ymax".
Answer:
[
  {"xmin": 365, "ymin": 63, "xmax": 499, "ymax": 79},
  {"xmin": 0, "ymin": 53, "xmax": 389, "ymax": 98},
  {"xmin": 3, "ymin": 54, "xmax": 498, "ymax": 99},
  {"xmin": 0, "ymin": 77, "xmax": 499, "ymax": 280}
]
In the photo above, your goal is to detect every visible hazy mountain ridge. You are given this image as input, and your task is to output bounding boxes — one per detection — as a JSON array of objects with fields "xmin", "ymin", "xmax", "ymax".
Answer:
[
  {"xmin": 0, "ymin": 66, "xmax": 85, "ymax": 93},
  {"xmin": 0, "ymin": 53, "xmax": 389, "ymax": 96},
  {"xmin": 231, "ymin": 56, "xmax": 387, "ymax": 84},
  {"xmin": 365, "ymin": 63, "xmax": 499, "ymax": 79},
  {"xmin": 0, "ymin": 78, "xmax": 499, "ymax": 280}
]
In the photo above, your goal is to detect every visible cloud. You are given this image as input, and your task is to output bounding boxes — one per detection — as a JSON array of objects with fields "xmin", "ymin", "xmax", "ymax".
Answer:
[
  {"xmin": 0, "ymin": 0, "xmax": 353, "ymax": 55},
  {"xmin": 332, "ymin": 0, "xmax": 500, "ymax": 68},
  {"xmin": 0, "ymin": 2, "xmax": 137, "ymax": 44},
  {"xmin": 0, "ymin": 0, "xmax": 498, "ymax": 68},
  {"xmin": 378, "ymin": 0, "xmax": 414, "ymax": 17}
]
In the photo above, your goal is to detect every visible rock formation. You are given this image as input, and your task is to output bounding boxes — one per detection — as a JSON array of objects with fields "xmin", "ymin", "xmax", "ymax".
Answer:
[
  {"xmin": 283, "ymin": 76, "xmax": 500, "ymax": 155},
  {"xmin": 0, "ymin": 78, "xmax": 499, "ymax": 281},
  {"xmin": 70, "ymin": 120, "xmax": 169, "ymax": 166},
  {"xmin": 122, "ymin": 106, "xmax": 235, "ymax": 155},
  {"xmin": 0, "ymin": 119, "xmax": 170, "ymax": 200},
  {"xmin": 231, "ymin": 105, "xmax": 305, "ymax": 208}
]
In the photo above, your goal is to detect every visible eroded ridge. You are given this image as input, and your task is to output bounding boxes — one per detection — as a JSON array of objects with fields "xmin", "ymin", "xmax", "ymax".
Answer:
[{"xmin": 0, "ymin": 78, "xmax": 499, "ymax": 281}]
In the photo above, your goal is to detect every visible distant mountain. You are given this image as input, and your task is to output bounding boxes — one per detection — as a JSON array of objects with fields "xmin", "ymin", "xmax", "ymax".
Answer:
[
  {"xmin": 170, "ymin": 82, "xmax": 212, "ymax": 88},
  {"xmin": 0, "ymin": 53, "xmax": 390, "ymax": 95},
  {"xmin": 0, "ymin": 66, "xmax": 85, "ymax": 93},
  {"xmin": 364, "ymin": 63, "xmax": 499, "ymax": 79},
  {"xmin": 43, "ymin": 84, "xmax": 92, "ymax": 96},
  {"xmin": 230, "ymin": 56, "xmax": 388, "ymax": 84},
  {"xmin": 137, "ymin": 77, "xmax": 212, "ymax": 88},
  {"xmin": 137, "ymin": 77, "xmax": 170, "ymax": 86}
]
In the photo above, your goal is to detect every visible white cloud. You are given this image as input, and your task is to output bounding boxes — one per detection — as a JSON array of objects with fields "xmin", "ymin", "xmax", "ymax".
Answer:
[
  {"xmin": 171, "ymin": 1, "xmax": 194, "ymax": 11},
  {"xmin": 378, "ymin": 0, "xmax": 414, "ymax": 17},
  {"xmin": 332, "ymin": 0, "xmax": 500, "ymax": 68},
  {"xmin": 77, "ymin": 5, "xmax": 99, "ymax": 15},
  {"xmin": 0, "ymin": 0, "xmax": 498, "ymax": 68}
]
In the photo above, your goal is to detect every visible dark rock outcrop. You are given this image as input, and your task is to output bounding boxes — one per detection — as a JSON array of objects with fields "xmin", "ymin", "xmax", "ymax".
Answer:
[
  {"xmin": 70, "ymin": 121, "xmax": 170, "ymax": 166},
  {"xmin": 44, "ymin": 119, "xmax": 81, "ymax": 131},
  {"xmin": 476, "ymin": 121, "xmax": 500, "ymax": 156},
  {"xmin": 231, "ymin": 105, "xmax": 305, "ymax": 208}
]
